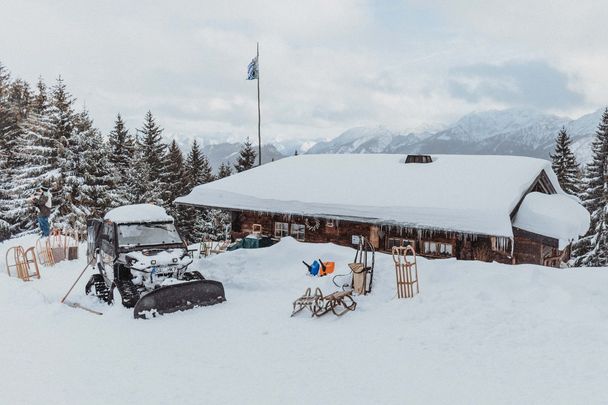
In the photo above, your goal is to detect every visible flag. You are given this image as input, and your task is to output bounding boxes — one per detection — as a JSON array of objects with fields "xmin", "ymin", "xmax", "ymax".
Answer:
[{"xmin": 247, "ymin": 57, "xmax": 258, "ymax": 80}]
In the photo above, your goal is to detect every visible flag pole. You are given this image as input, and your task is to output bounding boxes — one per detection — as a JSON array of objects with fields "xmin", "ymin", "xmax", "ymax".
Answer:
[{"xmin": 256, "ymin": 42, "xmax": 262, "ymax": 166}]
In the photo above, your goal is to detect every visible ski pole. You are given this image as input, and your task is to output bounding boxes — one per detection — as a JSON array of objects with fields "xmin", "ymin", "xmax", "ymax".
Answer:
[{"xmin": 60, "ymin": 257, "xmax": 94, "ymax": 304}]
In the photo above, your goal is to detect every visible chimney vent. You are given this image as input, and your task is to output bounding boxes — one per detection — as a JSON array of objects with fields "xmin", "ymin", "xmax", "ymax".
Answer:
[{"xmin": 405, "ymin": 154, "xmax": 432, "ymax": 164}]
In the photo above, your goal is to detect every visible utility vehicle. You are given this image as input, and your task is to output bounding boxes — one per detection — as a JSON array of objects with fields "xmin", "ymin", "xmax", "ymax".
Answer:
[{"xmin": 85, "ymin": 204, "xmax": 225, "ymax": 318}]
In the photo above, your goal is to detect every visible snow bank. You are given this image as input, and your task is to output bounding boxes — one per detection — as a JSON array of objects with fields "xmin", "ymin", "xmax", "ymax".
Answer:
[
  {"xmin": 104, "ymin": 204, "xmax": 173, "ymax": 224},
  {"xmin": 176, "ymin": 154, "xmax": 564, "ymax": 237},
  {"xmin": 2, "ymin": 235, "xmax": 608, "ymax": 404},
  {"xmin": 513, "ymin": 192, "xmax": 590, "ymax": 246}
]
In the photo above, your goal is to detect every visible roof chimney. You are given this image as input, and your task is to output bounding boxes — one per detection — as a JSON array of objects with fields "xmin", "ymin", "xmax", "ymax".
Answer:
[{"xmin": 405, "ymin": 154, "xmax": 432, "ymax": 164}]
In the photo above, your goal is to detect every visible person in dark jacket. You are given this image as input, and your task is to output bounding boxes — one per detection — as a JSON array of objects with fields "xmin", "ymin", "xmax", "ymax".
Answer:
[{"xmin": 31, "ymin": 186, "xmax": 52, "ymax": 237}]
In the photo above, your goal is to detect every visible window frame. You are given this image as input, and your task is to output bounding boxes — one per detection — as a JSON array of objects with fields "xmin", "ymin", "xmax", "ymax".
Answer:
[
  {"xmin": 290, "ymin": 223, "xmax": 306, "ymax": 241},
  {"xmin": 274, "ymin": 222, "xmax": 289, "ymax": 238},
  {"xmin": 422, "ymin": 241, "xmax": 454, "ymax": 257}
]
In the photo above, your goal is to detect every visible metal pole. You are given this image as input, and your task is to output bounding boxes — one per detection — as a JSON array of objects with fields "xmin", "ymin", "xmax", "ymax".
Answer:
[{"xmin": 257, "ymin": 42, "xmax": 261, "ymax": 166}]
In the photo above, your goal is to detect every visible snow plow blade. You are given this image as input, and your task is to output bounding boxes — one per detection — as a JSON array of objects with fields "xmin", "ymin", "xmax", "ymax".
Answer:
[{"xmin": 133, "ymin": 280, "xmax": 226, "ymax": 319}]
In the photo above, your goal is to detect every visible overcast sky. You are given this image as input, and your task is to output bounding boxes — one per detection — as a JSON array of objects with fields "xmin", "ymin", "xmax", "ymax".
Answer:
[{"xmin": 1, "ymin": 0, "xmax": 606, "ymax": 144}]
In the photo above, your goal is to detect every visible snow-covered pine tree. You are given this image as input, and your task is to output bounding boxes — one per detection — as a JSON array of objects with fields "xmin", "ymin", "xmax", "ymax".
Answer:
[
  {"xmin": 234, "ymin": 137, "xmax": 257, "ymax": 172},
  {"xmin": 192, "ymin": 208, "xmax": 231, "ymax": 241},
  {"xmin": 108, "ymin": 113, "xmax": 135, "ymax": 206},
  {"xmin": 48, "ymin": 76, "xmax": 79, "ymax": 229},
  {"xmin": 76, "ymin": 110, "xmax": 114, "ymax": 222},
  {"xmin": 550, "ymin": 127, "xmax": 580, "ymax": 195},
  {"xmin": 11, "ymin": 78, "xmax": 56, "ymax": 232},
  {"xmin": 0, "ymin": 66, "xmax": 16, "ymax": 234},
  {"xmin": 137, "ymin": 111, "xmax": 167, "ymax": 203},
  {"xmin": 0, "ymin": 79, "xmax": 33, "ymax": 235},
  {"xmin": 163, "ymin": 140, "xmax": 189, "ymax": 220},
  {"xmin": 180, "ymin": 140, "xmax": 214, "ymax": 241},
  {"xmin": 573, "ymin": 108, "xmax": 608, "ymax": 266},
  {"xmin": 123, "ymin": 149, "xmax": 149, "ymax": 205},
  {"xmin": 186, "ymin": 139, "xmax": 214, "ymax": 188},
  {"xmin": 217, "ymin": 162, "xmax": 232, "ymax": 179}
]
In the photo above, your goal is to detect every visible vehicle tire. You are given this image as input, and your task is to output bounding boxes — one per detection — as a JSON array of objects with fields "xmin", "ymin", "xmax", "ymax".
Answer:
[{"xmin": 85, "ymin": 274, "xmax": 113, "ymax": 304}]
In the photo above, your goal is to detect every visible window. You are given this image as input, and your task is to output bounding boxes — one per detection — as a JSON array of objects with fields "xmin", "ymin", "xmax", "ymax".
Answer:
[
  {"xmin": 422, "ymin": 241, "xmax": 453, "ymax": 257},
  {"xmin": 290, "ymin": 224, "xmax": 305, "ymax": 241},
  {"xmin": 387, "ymin": 238, "xmax": 411, "ymax": 250},
  {"xmin": 117, "ymin": 223, "xmax": 182, "ymax": 247},
  {"xmin": 274, "ymin": 222, "xmax": 289, "ymax": 238}
]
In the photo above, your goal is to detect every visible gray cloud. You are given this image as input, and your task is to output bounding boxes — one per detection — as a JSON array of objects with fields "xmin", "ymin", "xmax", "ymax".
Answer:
[{"xmin": 448, "ymin": 60, "xmax": 584, "ymax": 109}]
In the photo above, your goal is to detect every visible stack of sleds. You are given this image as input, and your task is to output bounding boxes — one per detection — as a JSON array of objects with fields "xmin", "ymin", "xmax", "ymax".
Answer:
[{"xmin": 5, "ymin": 228, "xmax": 80, "ymax": 282}]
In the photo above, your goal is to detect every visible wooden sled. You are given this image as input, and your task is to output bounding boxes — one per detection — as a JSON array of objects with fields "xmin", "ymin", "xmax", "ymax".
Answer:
[
  {"xmin": 392, "ymin": 245, "xmax": 419, "ymax": 299},
  {"xmin": 314, "ymin": 290, "xmax": 357, "ymax": 317},
  {"xmin": 291, "ymin": 287, "xmax": 324, "ymax": 317},
  {"xmin": 36, "ymin": 237, "xmax": 55, "ymax": 267},
  {"xmin": 291, "ymin": 288, "xmax": 357, "ymax": 317},
  {"xmin": 5, "ymin": 246, "xmax": 41, "ymax": 281}
]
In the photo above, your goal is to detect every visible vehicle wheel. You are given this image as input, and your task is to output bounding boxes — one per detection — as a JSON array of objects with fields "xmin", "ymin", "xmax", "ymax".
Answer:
[{"xmin": 85, "ymin": 274, "xmax": 113, "ymax": 304}]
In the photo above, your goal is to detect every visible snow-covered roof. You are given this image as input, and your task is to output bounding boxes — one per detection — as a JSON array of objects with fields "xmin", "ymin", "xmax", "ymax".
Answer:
[
  {"xmin": 513, "ymin": 192, "xmax": 590, "ymax": 248},
  {"xmin": 176, "ymin": 154, "xmax": 586, "ymax": 239},
  {"xmin": 104, "ymin": 204, "xmax": 173, "ymax": 224}
]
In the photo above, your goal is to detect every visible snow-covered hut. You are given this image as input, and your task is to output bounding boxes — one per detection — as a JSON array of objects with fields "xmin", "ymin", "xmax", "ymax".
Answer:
[{"xmin": 176, "ymin": 154, "xmax": 590, "ymax": 266}]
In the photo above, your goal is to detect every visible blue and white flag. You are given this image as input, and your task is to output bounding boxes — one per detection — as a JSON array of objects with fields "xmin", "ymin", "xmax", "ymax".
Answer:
[{"xmin": 247, "ymin": 56, "xmax": 258, "ymax": 80}]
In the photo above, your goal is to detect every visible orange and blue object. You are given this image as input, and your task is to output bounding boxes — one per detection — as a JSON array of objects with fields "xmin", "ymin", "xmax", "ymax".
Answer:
[{"xmin": 303, "ymin": 259, "xmax": 335, "ymax": 277}]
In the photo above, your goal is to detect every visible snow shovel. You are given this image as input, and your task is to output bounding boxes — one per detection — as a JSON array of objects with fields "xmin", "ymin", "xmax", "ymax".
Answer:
[{"xmin": 133, "ymin": 280, "xmax": 226, "ymax": 319}]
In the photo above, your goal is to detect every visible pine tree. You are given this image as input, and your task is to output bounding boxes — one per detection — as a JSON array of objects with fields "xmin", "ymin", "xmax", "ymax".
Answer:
[
  {"xmin": 76, "ymin": 110, "xmax": 114, "ymax": 222},
  {"xmin": 48, "ymin": 76, "xmax": 78, "ymax": 229},
  {"xmin": 0, "ymin": 78, "xmax": 38, "ymax": 235},
  {"xmin": 217, "ymin": 162, "xmax": 232, "ymax": 179},
  {"xmin": 108, "ymin": 114, "xmax": 135, "ymax": 206},
  {"xmin": 180, "ymin": 140, "xmax": 214, "ymax": 240},
  {"xmin": 11, "ymin": 78, "xmax": 56, "ymax": 232},
  {"xmin": 138, "ymin": 111, "xmax": 165, "ymax": 178},
  {"xmin": 108, "ymin": 114, "xmax": 134, "ymax": 177},
  {"xmin": 573, "ymin": 108, "xmax": 608, "ymax": 266},
  {"xmin": 163, "ymin": 140, "xmax": 189, "ymax": 219},
  {"xmin": 186, "ymin": 140, "xmax": 213, "ymax": 188},
  {"xmin": 234, "ymin": 137, "xmax": 257, "ymax": 172},
  {"xmin": 136, "ymin": 111, "xmax": 166, "ymax": 204},
  {"xmin": 123, "ymin": 147, "xmax": 154, "ymax": 205},
  {"xmin": 550, "ymin": 127, "xmax": 581, "ymax": 195}
]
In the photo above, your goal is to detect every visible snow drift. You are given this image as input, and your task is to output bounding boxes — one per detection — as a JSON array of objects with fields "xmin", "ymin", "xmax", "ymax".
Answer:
[{"xmin": 1, "ymin": 235, "xmax": 608, "ymax": 404}]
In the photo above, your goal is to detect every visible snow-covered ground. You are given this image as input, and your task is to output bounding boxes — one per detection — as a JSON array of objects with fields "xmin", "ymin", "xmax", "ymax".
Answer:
[{"xmin": 1, "ymin": 235, "xmax": 607, "ymax": 405}]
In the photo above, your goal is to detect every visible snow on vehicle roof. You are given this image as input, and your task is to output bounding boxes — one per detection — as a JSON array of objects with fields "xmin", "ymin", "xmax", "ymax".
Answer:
[
  {"xmin": 176, "ymin": 154, "xmax": 585, "ymax": 238},
  {"xmin": 513, "ymin": 192, "xmax": 590, "ymax": 248},
  {"xmin": 104, "ymin": 204, "xmax": 173, "ymax": 224}
]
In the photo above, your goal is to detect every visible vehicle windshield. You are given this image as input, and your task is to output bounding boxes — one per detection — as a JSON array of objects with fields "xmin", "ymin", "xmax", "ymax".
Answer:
[{"xmin": 117, "ymin": 223, "xmax": 182, "ymax": 247}]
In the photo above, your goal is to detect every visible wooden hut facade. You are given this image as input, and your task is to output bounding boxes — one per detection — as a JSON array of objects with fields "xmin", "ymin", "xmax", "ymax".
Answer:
[{"xmin": 177, "ymin": 154, "xmax": 590, "ymax": 267}]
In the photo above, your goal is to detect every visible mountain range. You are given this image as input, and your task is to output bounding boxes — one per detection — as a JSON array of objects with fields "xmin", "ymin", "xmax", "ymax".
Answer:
[{"xmin": 197, "ymin": 107, "xmax": 604, "ymax": 171}]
